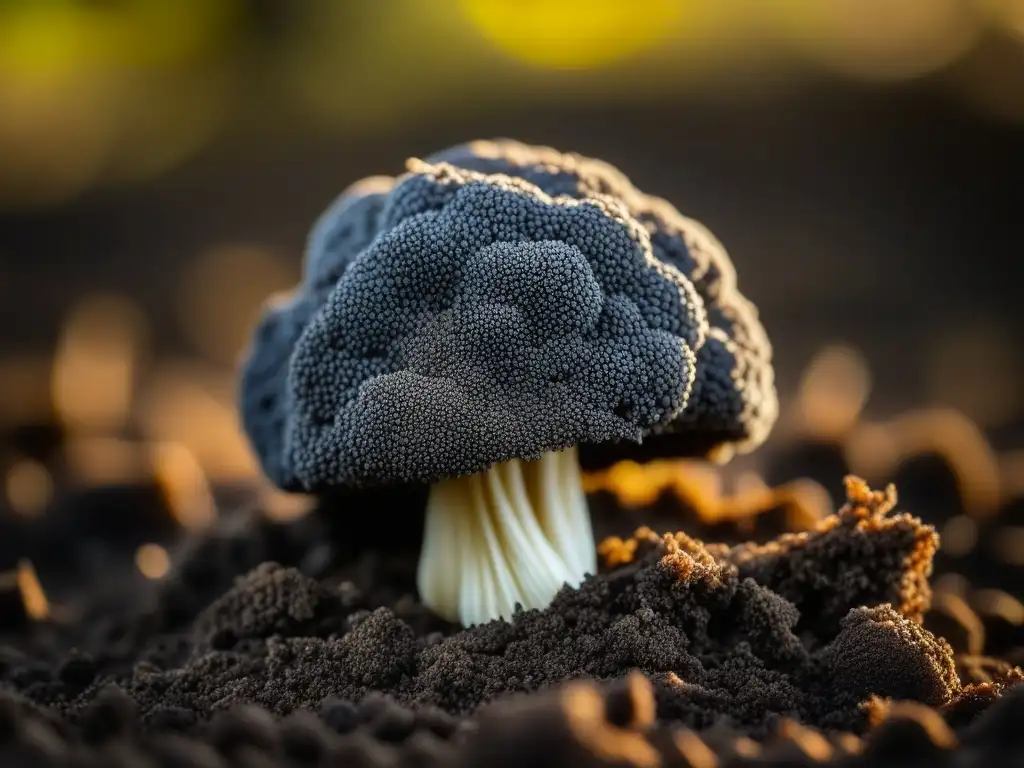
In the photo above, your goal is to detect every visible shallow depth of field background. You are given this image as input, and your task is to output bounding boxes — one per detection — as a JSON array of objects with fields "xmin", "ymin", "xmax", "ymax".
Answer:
[{"xmin": 0, "ymin": 1, "xmax": 1022, "ymax": 587}]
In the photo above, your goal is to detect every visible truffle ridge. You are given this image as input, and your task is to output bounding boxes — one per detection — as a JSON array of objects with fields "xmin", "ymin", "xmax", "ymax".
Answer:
[
  {"xmin": 427, "ymin": 139, "xmax": 778, "ymax": 456},
  {"xmin": 239, "ymin": 177, "xmax": 393, "ymax": 488},
  {"xmin": 286, "ymin": 161, "xmax": 705, "ymax": 488},
  {"xmin": 239, "ymin": 140, "xmax": 778, "ymax": 491}
]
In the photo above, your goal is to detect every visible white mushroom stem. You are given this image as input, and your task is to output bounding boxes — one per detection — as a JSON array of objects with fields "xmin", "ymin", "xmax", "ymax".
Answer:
[{"xmin": 416, "ymin": 445, "xmax": 597, "ymax": 627}]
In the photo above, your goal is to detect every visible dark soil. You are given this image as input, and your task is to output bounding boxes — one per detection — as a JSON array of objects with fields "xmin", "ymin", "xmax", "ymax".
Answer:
[{"xmin": 0, "ymin": 428, "xmax": 1022, "ymax": 766}]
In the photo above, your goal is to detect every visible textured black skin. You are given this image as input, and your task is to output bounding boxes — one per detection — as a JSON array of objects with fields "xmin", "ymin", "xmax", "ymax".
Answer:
[
  {"xmin": 426, "ymin": 140, "xmax": 777, "ymax": 467},
  {"xmin": 284, "ymin": 163, "xmax": 703, "ymax": 488},
  {"xmin": 238, "ymin": 179, "xmax": 393, "ymax": 489},
  {"xmin": 238, "ymin": 141, "xmax": 777, "ymax": 490}
]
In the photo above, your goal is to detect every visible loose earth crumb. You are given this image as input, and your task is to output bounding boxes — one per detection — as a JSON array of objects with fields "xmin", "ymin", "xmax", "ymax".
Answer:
[{"xmin": 0, "ymin": 477, "xmax": 1019, "ymax": 766}]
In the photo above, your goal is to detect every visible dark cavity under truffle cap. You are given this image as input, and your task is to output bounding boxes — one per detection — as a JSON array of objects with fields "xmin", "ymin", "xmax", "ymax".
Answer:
[{"xmin": 239, "ymin": 143, "xmax": 778, "ymax": 490}]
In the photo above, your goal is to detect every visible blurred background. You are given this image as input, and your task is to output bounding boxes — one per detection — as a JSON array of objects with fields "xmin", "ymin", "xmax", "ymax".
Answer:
[{"xmin": 0, "ymin": 1, "xmax": 1022, "ymax": 611}]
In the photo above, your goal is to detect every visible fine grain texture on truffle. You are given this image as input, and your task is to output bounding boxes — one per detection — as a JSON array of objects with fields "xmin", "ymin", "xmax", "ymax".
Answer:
[
  {"xmin": 238, "ymin": 140, "xmax": 778, "ymax": 491},
  {"xmin": 238, "ymin": 177, "xmax": 393, "ymax": 489},
  {"xmin": 284, "ymin": 161, "xmax": 705, "ymax": 488},
  {"xmin": 427, "ymin": 139, "xmax": 778, "ymax": 460}
]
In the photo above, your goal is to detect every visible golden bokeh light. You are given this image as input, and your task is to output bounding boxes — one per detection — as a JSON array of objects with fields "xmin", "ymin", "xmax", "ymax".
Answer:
[
  {"xmin": 583, "ymin": 459, "xmax": 722, "ymax": 509},
  {"xmin": 136, "ymin": 360, "xmax": 258, "ymax": 482},
  {"xmin": 0, "ymin": 67, "xmax": 231, "ymax": 208},
  {"xmin": 991, "ymin": 526, "xmax": 1024, "ymax": 567},
  {"xmin": 0, "ymin": 72, "xmax": 113, "ymax": 206},
  {"xmin": 981, "ymin": 0, "xmax": 1024, "ymax": 39},
  {"xmin": 673, "ymin": 730, "xmax": 719, "ymax": 767},
  {"xmin": 4, "ymin": 459, "xmax": 53, "ymax": 517},
  {"xmin": 734, "ymin": 470, "xmax": 770, "ymax": 495},
  {"xmin": 933, "ymin": 571, "xmax": 971, "ymax": 597},
  {"xmin": 0, "ymin": 2, "xmax": 237, "ymax": 207},
  {"xmin": 797, "ymin": 345, "xmax": 872, "ymax": 440},
  {"xmin": 458, "ymin": 0, "xmax": 684, "ymax": 69},
  {"xmin": 777, "ymin": 720, "xmax": 835, "ymax": 762},
  {"xmin": 940, "ymin": 514, "xmax": 978, "ymax": 557},
  {"xmin": 884, "ymin": 408, "xmax": 1001, "ymax": 517},
  {"xmin": 843, "ymin": 422, "xmax": 900, "ymax": 480},
  {"xmin": 845, "ymin": 408, "xmax": 1002, "ymax": 518},
  {"xmin": 562, "ymin": 675, "xmax": 661, "ymax": 768},
  {"xmin": 972, "ymin": 588, "xmax": 1024, "ymax": 624},
  {"xmin": 178, "ymin": 244, "xmax": 295, "ymax": 365},
  {"xmin": 768, "ymin": 0, "xmax": 984, "ymax": 81},
  {"xmin": 0, "ymin": 0, "xmax": 240, "ymax": 79},
  {"xmin": 259, "ymin": 479, "xmax": 315, "ymax": 522},
  {"xmin": 64, "ymin": 436, "xmax": 148, "ymax": 487},
  {"xmin": 585, "ymin": 459, "xmax": 831, "ymax": 531},
  {"xmin": 135, "ymin": 543, "xmax": 171, "ymax": 580},
  {"xmin": 732, "ymin": 737, "xmax": 763, "ymax": 758},
  {"xmin": 925, "ymin": 322, "xmax": 1020, "ymax": 428},
  {"xmin": 149, "ymin": 441, "xmax": 217, "ymax": 531},
  {"xmin": 52, "ymin": 294, "xmax": 145, "ymax": 434},
  {"xmin": 16, "ymin": 560, "xmax": 49, "ymax": 621},
  {"xmin": 0, "ymin": 0, "xmax": 1014, "ymax": 208}
]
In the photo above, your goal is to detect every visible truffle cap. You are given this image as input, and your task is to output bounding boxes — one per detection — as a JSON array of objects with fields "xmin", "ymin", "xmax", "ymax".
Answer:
[
  {"xmin": 239, "ymin": 141, "xmax": 779, "ymax": 490},
  {"xmin": 284, "ymin": 162, "xmax": 705, "ymax": 488},
  {"xmin": 428, "ymin": 139, "xmax": 778, "ymax": 465}
]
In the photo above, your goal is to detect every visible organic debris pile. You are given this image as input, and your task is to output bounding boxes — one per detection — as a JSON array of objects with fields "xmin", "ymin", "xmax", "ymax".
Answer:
[{"xmin": 0, "ymin": 472, "xmax": 1021, "ymax": 766}]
